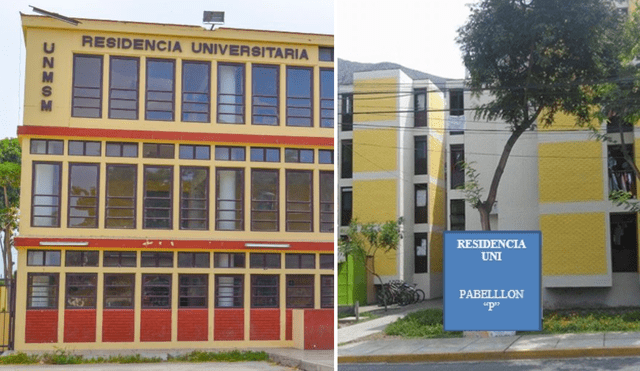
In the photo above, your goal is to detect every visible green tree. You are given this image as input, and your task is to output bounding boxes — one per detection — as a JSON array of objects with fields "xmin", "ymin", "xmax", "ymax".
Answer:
[
  {"xmin": 457, "ymin": 0, "xmax": 623, "ymax": 229},
  {"xmin": 0, "ymin": 138, "xmax": 21, "ymax": 281},
  {"xmin": 338, "ymin": 218, "xmax": 402, "ymax": 311}
]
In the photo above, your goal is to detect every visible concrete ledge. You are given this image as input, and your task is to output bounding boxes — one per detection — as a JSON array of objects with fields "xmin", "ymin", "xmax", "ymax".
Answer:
[
  {"xmin": 266, "ymin": 351, "xmax": 333, "ymax": 371},
  {"xmin": 338, "ymin": 346, "xmax": 640, "ymax": 364}
]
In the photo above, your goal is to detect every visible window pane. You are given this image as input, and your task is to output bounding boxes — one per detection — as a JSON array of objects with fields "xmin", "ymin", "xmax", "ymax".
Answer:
[
  {"xmin": 251, "ymin": 275, "xmax": 278, "ymax": 308},
  {"xmin": 286, "ymin": 275, "xmax": 313, "ymax": 308},
  {"xmin": 286, "ymin": 171, "xmax": 312, "ymax": 232},
  {"xmin": 218, "ymin": 64, "xmax": 243, "ymax": 124},
  {"xmin": 146, "ymin": 59, "xmax": 175, "ymax": 121},
  {"xmin": 104, "ymin": 274, "xmax": 134, "ymax": 309},
  {"xmin": 216, "ymin": 169, "xmax": 243, "ymax": 231},
  {"xmin": 32, "ymin": 163, "xmax": 61, "ymax": 227},
  {"xmin": 252, "ymin": 170, "xmax": 278, "ymax": 232},
  {"xmin": 69, "ymin": 163, "xmax": 99, "ymax": 228},
  {"xmin": 286, "ymin": 67, "xmax": 312, "ymax": 127},
  {"xmin": 106, "ymin": 165, "xmax": 136, "ymax": 229},
  {"xmin": 181, "ymin": 167, "xmax": 208, "ymax": 230},
  {"xmin": 144, "ymin": 166, "xmax": 172, "ymax": 229},
  {"xmin": 252, "ymin": 65, "xmax": 278, "ymax": 125},
  {"xmin": 142, "ymin": 274, "xmax": 171, "ymax": 308},
  {"xmin": 183, "ymin": 61, "xmax": 210, "ymax": 122},
  {"xmin": 73, "ymin": 55, "xmax": 102, "ymax": 118},
  {"xmin": 110, "ymin": 57, "xmax": 139, "ymax": 119},
  {"xmin": 320, "ymin": 69, "xmax": 334, "ymax": 128},
  {"xmin": 216, "ymin": 275, "xmax": 243, "ymax": 308}
]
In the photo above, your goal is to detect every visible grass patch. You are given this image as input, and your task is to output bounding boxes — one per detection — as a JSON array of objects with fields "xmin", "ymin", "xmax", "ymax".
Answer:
[
  {"xmin": 385, "ymin": 309, "xmax": 462, "ymax": 338},
  {"xmin": 0, "ymin": 350, "xmax": 266, "ymax": 365},
  {"xmin": 384, "ymin": 307, "xmax": 640, "ymax": 339}
]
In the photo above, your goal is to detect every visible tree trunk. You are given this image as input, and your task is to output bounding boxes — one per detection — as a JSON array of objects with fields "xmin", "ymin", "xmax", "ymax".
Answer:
[{"xmin": 478, "ymin": 204, "xmax": 491, "ymax": 231}]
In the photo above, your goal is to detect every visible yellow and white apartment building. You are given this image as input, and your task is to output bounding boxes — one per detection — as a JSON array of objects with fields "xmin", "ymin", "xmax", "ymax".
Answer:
[
  {"xmin": 16, "ymin": 14, "xmax": 334, "ymax": 350},
  {"xmin": 338, "ymin": 65, "xmax": 447, "ymax": 303}
]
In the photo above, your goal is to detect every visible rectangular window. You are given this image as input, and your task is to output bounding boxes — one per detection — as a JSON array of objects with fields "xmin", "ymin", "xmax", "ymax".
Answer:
[
  {"xmin": 66, "ymin": 273, "xmax": 97, "ymax": 309},
  {"xmin": 182, "ymin": 60, "xmax": 211, "ymax": 122},
  {"xmin": 286, "ymin": 170, "xmax": 313, "ymax": 232},
  {"xmin": 72, "ymin": 54, "xmax": 102, "ymax": 118},
  {"xmin": 415, "ymin": 136, "xmax": 427, "ymax": 175},
  {"xmin": 142, "ymin": 274, "xmax": 171, "ymax": 308},
  {"xmin": 30, "ymin": 139, "xmax": 63, "ymax": 155},
  {"xmin": 415, "ymin": 184, "xmax": 428, "ymax": 224},
  {"xmin": 144, "ymin": 166, "xmax": 173, "ymax": 229},
  {"xmin": 68, "ymin": 163, "xmax": 99, "ymax": 228},
  {"xmin": 178, "ymin": 252, "xmax": 210, "ymax": 268},
  {"xmin": 250, "ymin": 147, "xmax": 280, "ymax": 162},
  {"xmin": 143, "ymin": 143, "xmax": 175, "ymax": 159},
  {"xmin": 415, "ymin": 233, "xmax": 428, "ymax": 274},
  {"xmin": 286, "ymin": 275, "xmax": 313, "ymax": 308},
  {"xmin": 65, "ymin": 251, "xmax": 99, "ymax": 267},
  {"xmin": 414, "ymin": 88, "xmax": 427, "ymax": 127},
  {"xmin": 179, "ymin": 145, "xmax": 210, "ymax": 160},
  {"xmin": 611, "ymin": 213, "xmax": 638, "ymax": 272},
  {"xmin": 217, "ymin": 63, "xmax": 243, "ymax": 124},
  {"xmin": 451, "ymin": 144, "xmax": 465, "ymax": 189},
  {"xmin": 141, "ymin": 252, "xmax": 174, "ymax": 267},
  {"xmin": 320, "ymin": 69, "xmax": 334, "ymax": 128},
  {"xmin": 319, "ymin": 150, "xmax": 334, "ymax": 164},
  {"xmin": 69, "ymin": 141, "xmax": 101, "ymax": 156},
  {"xmin": 287, "ymin": 67, "xmax": 313, "ymax": 127},
  {"xmin": 321, "ymin": 275, "xmax": 333, "ymax": 308},
  {"xmin": 320, "ymin": 171, "xmax": 334, "ymax": 233},
  {"xmin": 340, "ymin": 93, "xmax": 353, "ymax": 131},
  {"xmin": 285, "ymin": 148, "xmax": 314, "ymax": 163},
  {"xmin": 104, "ymin": 274, "xmax": 134, "ymax": 309},
  {"xmin": 106, "ymin": 142, "xmax": 138, "ymax": 157},
  {"xmin": 32, "ymin": 162, "xmax": 62, "ymax": 227},
  {"xmin": 251, "ymin": 169, "xmax": 279, "ymax": 232},
  {"xmin": 450, "ymin": 199, "xmax": 465, "ymax": 231},
  {"xmin": 214, "ymin": 253, "xmax": 246, "ymax": 268},
  {"xmin": 320, "ymin": 254, "xmax": 334, "ymax": 269},
  {"xmin": 341, "ymin": 187, "xmax": 352, "ymax": 227},
  {"xmin": 179, "ymin": 274, "xmax": 207, "ymax": 308},
  {"xmin": 215, "ymin": 146, "xmax": 245, "ymax": 161},
  {"xmin": 180, "ymin": 167, "xmax": 209, "ymax": 230},
  {"xmin": 251, "ymin": 275, "xmax": 279, "ymax": 308},
  {"xmin": 27, "ymin": 250, "xmax": 61, "ymax": 266},
  {"xmin": 106, "ymin": 164, "xmax": 136, "ymax": 229},
  {"xmin": 216, "ymin": 275, "xmax": 243, "ymax": 308},
  {"xmin": 285, "ymin": 254, "xmax": 315, "ymax": 269},
  {"xmin": 608, "ymin": 144, "xmax": 636, "ymax": 198},
  {"xmin": 341, "ymin": 140, "xmax": 352, "ymax": 179},
  {"xmin": 109, "ymin": 56, "xmax": 139, "ymax": 119},
  {"xmin": 450, "ymin": 89, "xmax": 464, "ymax": 116},
  {"xmin": 252, "ymin": 64, "xmax": 279, "ymax": 125},
  {"xmin": 319, "ymin": 47, "xmax": 334, "ymax": 62},
  {"xmin": 145, "ymin": 59, "xmax": 175, "ymax": 121},
  {"xmin": 250, "ymin": 253, "xmax": 281, "ymax": 269},
  {"xmin": 103, "ymin": 251, "xmax": 137, "ymax": 267},
  {"xmin": 27, "ymin": 273, "xmax": 59, "ymax": 309},
  {"xmin": 215, "ymin": 168, "xmax": 244, "ymax": 231}
]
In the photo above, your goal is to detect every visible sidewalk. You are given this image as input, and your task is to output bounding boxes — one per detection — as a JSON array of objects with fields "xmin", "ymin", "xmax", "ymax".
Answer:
[{"xmin": 338, "ymin": 300, "xmax": 640, "ymax": 363}]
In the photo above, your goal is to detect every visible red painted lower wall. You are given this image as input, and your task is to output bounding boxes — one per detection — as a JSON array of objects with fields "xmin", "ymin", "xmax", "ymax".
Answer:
[
  {"xmin": 102, "ymin": 309, "xmax": 134, "ymax": 342},
  {"xmin": 286, "ymin": 309, "xmax": 293, "ymax": 340},
  {"xmin": 25, "ymin": 310, "xmax": 57, "ymax": 343},
  {"xmin": 64, "ymin": 309, "xmax": 96, "ymax": 343},
  {"xmin": 214, "ymin": 308, "xmax": 244, "ymax": 341},
  {"xmin": 140, "ymin": 309, "xmax": 171, "ymax": 342},
  {"xmin": 178, "ymin": 309, "xmax": 208, "ymax": 341},
  {"xmin": 250, "ymin": 309, "xmax": 280, "ymax": 341},
  {"xmin": 304, "ymin": 309, "xmax": 334, "ymax": 350}
]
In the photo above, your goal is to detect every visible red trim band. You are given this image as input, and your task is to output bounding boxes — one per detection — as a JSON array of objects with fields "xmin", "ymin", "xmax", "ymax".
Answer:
[
  {"xmin": 14, "ymin": 237, "xmax": 334, "ymax": 251},
  {"xmin": 17, "ymin": 126, "xmax": 334, "ymax": 147}
]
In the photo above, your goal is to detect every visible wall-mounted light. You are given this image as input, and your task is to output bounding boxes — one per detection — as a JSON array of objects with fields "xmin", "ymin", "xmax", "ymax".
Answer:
[
  {"xmin": 39, "ymin": 241, "xmax": 89, "ymax": 247},
  {"xmin": 244, "ymin": 243, "xmax": 290, "ymax": 249},
  {"xmin": 203, "ymin": 11, "xmax": 225, "ymax": 30}
]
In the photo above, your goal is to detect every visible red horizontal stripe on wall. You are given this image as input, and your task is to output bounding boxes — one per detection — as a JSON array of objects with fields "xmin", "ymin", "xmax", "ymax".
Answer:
[
  {"xmin": 17, "ymin": 126, "xmax": 333, "ymax": 147},
  {"xmin": 64, "ymin": 309, "xmax": 96, "ymax": 343},
  {"xmin": 102, "ymin": 309, "xmax": 134, "ymax": 342},
  {"xmin": 250, "ymin": 308, "xmax": 280, "ymax": 341},
  {"xmin": 214, "ymin": 308, "xmax": 244, "ymax": 341},
  {"xmin": 25, "ymin": 310, "xmax": 57, "ymax": 343},
  {"xmin": 178, "ymin": 309, "xmax": 208, "ymax": 342},
  {"xmin": 140, "ymin": 309, "xmax": 171, "ymax": 342},
  {"xmin": 15, "ymin": 237, "xmax": 334, "ymax": 252}
]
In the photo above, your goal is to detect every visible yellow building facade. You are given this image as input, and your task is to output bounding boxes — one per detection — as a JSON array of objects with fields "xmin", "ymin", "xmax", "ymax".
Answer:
[{"xmin": 16, "ymin": 14, "xmax": 334, "ymax": 350}]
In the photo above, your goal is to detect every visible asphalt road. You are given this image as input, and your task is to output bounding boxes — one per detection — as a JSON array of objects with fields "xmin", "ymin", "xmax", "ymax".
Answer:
[
  {"xmin": 0, "ymin": 361, "xmax": 295, "ymax": 370},
  {"xmin": 338, "ymin": 356, "xmax": 640, "ymax": 371}
]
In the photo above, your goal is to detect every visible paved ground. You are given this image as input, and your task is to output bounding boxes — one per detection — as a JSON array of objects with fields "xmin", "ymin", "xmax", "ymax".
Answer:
[
  {"xmin": 0, "ymin": 362, "xmax": 292, "ymax": 370},
  {"xmin": 338, "ymin": 299, "xmax": 640, "ymax": 364}
]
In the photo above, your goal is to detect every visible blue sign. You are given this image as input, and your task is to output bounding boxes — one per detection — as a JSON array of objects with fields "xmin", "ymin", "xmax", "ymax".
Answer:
[{"xmin": 443, "ymin": 231, "xmax": 541, "ymax": 332}]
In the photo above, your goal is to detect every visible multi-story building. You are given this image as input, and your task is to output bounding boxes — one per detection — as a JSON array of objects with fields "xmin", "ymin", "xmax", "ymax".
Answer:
[
  {"xmin": 15, "ymin": 13, "xmax": 334, "ymax": 351},
  {"xmin": 337, "ymin": 61, "xmax": 446, "ymax": 305}
]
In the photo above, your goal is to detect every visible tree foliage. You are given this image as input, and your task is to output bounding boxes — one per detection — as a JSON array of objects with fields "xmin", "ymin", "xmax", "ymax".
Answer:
[
  {"xmin": 456, "ymin": 0, "xmax": 624, "ymax": 229},
  {"xmin": 0, "ymin": 138, "xmax": 21, "ymax": 280}
]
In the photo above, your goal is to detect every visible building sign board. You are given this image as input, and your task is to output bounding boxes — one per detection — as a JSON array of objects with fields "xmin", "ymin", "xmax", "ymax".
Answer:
[{"xmin": 443, "ymin": 231, "xmax": 542, "ymax": 332}]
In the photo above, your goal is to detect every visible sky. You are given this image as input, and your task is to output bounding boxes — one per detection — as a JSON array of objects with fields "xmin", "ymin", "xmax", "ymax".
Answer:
[
  {"xmin": 337, "ymin": 0, "xmax": 471, "ymax": 80},
  {"xmin": 0, "ymin": 0, "xmax": 334, "ymax": 140}
]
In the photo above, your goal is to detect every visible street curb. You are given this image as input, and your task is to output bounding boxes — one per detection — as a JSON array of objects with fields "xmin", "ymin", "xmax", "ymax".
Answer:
[
  {"xmin": 267, "ymin": 352, "xmax": 333, "ymax": 371},
  {"xmin": 338, "ymin": 346, "xmax": 640, "ymax": 364}
]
